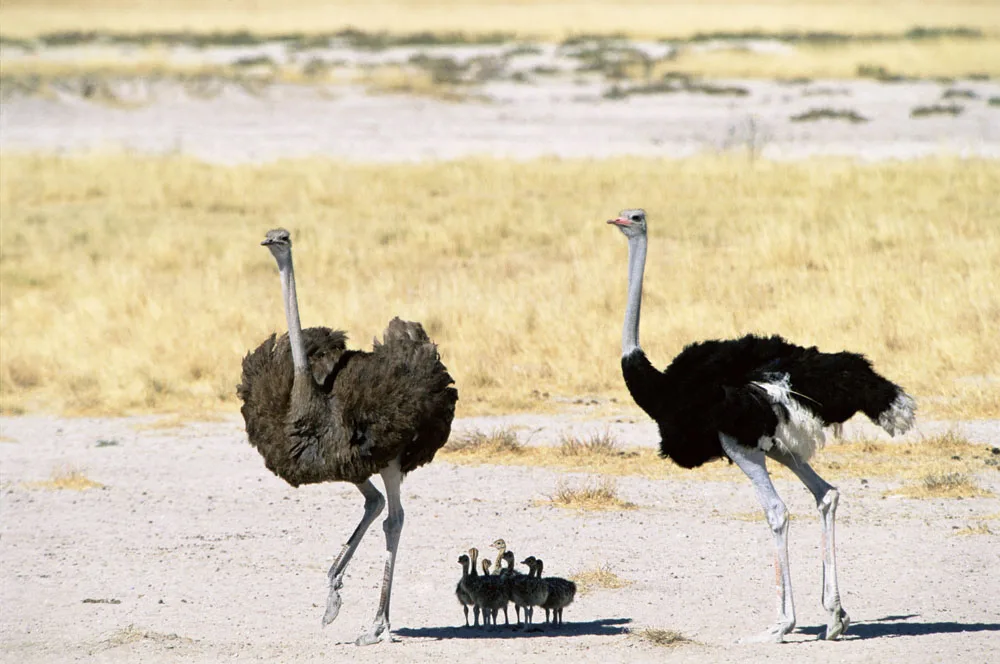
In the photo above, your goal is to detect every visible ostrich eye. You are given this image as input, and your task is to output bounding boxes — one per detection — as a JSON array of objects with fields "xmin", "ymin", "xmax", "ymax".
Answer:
[{"xmin": 631, "ymin": 214, "xmax": 641, "ymax": 222}]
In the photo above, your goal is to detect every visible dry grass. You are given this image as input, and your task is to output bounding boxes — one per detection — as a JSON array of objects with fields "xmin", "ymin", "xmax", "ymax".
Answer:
[
  {"xmin": 652, "ymin": 38, "xmax": 1000, "ymax": 80},
  {"xmin": 559, "ymin": 431, "xmax": 625, "ymax": 457},
  {"xmin": 24, "ymin": 468, "xmax": 103, "ymax": 491},
  {"xmin": 98, "ymin": 624, "xmax": 194, "ymax": 650},
  {"xmin": 542, "ymin": 479, "xmax": 637, "ymax": 511},
  {"xmin": 571, "ymin": 564, "xmax": 632, "ymax": 594},
  {"xmin": 887, "ymin": 472, "xmax": 993, "ymax": 499},
  {"xmin": 1, "ymin": 155, "xmax": 998, "ymax": 418},
  {"xmin": 443, "ymin": 427, "xmax": 525, "ymax": 456},
  {"xmin": 954, "ymin": 523, "xmax": 993, "ymax": 536},
  {"xmin": 3, "ymin": 1, "xmax": 998, "ymax": 40},
  {"xmin": 634, "ymin": 627, "xmax": 694, "ymax": 647},
  {"xmin": 131, "ymin": 413, "xmax": 225, "ymax": 431},
  {"xmin": 437, "ymin": 430, "xmax": 996, "ymax": 483}
]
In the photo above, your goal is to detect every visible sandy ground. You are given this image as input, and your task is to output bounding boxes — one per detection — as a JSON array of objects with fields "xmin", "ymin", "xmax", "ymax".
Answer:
[
  {"xmin": 2, "ymin": 79, "xmax": 998, "ymax": 163},
  {"xmin": 2, "ymin": 412, "xmax": 998, "ymax": 663}
]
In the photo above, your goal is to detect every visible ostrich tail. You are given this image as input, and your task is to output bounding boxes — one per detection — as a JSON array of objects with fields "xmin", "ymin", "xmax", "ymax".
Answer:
[
  {"xmin": 876, "ymin": 391, "xmax": 917, "ymax": 436},
  {"xmin": 377, "ymin": 317, "xmax": 431, "ymax": 347}
]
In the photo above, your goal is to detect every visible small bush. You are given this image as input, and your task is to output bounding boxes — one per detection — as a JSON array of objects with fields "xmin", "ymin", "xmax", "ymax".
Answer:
[{"xmin": 791, "ymin": 108, "xmax": 869, "ymax": 123}]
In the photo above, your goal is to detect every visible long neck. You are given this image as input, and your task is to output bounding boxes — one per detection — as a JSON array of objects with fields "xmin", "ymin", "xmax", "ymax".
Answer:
[
  {"xmin": 535, "ymin": 559, "xmax": 544, "ymax": 578},
  {"xmin": 622, "ymin": 233, "xmax": 647, "ymax": 357},
  {"xmin": 493, "ymin": 544, "xmax": 505, "ymax": 572},
  {"xmin": 469, "ymin": 551, "xmax": 479, "ymax": 578},
  {"xmin": 277, "ymin": 254, "xmax": 307, "ymax": 372}
]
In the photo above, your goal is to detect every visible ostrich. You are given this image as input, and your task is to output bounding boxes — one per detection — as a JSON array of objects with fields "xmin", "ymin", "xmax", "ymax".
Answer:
[
  {"xmin": 490, "ymin": 538, "xmax": 508, "ymax": 574},
  {"xmin": 536, "ymin": 558, "xmax": 576, "ymax": 626},
  {"xmin": 237, "ymin": 228, "xmax": 458, "ymax": 645},
  {"xmin": 456, "ymin": 554, "xmax": 474, "ymax": 627},
  {"xmin": 513, "ymin": 557, "xmax": 549, "ymax": 628},
  {"xmin": 607, "ymin": 209, "xmax": 915, "ymax": 643},
  {"xmin": 465, "ymin": 548, "xmax": 508, "ymax": 628}
]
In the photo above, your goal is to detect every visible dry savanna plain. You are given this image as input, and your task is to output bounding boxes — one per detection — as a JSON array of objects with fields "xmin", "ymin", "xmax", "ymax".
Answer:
[{"xmin": 2, "ymin": 2, "xmax": 1000, "ymax": 663}]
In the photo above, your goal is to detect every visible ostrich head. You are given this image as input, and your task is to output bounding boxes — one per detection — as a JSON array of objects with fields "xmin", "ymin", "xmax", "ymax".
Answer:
[
  {"xmin": 607, "ymin": 208, "xmax": 647, "ymax": 239},
  {"xmin": 502, "ymin": 550, "xmax": 515, "ymax": 566},
  {"xmin": 521, "ymin": 555, "xmax": 536, "ymax": 567},
  {"xmin": 458, "ymin": 553, "xmax": 470, "ymax": 566},
  {"xmin": 491, "ymin": 538, "xmax": 506, "ymax": 551},
  {"xmin": 261, "ymin": 227, "xmax": 292, "ymax": 263}
]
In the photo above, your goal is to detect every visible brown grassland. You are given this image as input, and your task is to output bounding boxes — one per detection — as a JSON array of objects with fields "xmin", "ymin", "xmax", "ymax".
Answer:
[
  {"xmin": 1, "ymin": 155, "xmax": 998, "ymax": 419},
  {"xmin": 2, "ymin": 0, "xmax": 999, "ymax": 40}
]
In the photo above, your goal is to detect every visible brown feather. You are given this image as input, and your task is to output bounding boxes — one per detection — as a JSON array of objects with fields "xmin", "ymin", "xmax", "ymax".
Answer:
[{"xmin": 237, "ymin": 319, "xmax": 457, "ymax": 487}]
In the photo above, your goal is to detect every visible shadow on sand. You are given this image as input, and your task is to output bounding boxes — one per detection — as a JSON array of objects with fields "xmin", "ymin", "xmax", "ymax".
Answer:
[
  {"xmin": 395, "ymin": 617, "xmax": 632, "ymax": 640},
  {"xmin": 796, "ymin": 614, "xmax": 1000, "ymax": 641}
]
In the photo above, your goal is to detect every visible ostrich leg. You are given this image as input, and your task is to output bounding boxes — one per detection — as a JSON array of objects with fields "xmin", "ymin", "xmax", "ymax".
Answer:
[
  {"xmin": 768, "ymin": 449, "xmax": 850, "ymax": 640},
  {"xmin": 323, "ymin": 480, "xmax": 386, "ymax": 626},
  {"xmin": 356, "ymin": 457, "xmax": 405, "ymax": 646},
  {"xmin": 719, "ymin": 434, "xmax": 796, "ymax": 643}
]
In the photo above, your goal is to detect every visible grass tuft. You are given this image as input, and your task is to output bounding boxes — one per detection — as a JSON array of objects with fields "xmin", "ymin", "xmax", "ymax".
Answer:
[
  {"xmin": 791, "ymin": 107, "xmax": 869, "ymax": 123},
  {"xmin": 25, "ymin": 468, "xmax": 103, "ymax": 491},
  {"xmin": 954, "ymin": 523, "xmax": 993, "ymax": 536},
  {"xmin": 635, "ymin": 627, "xmax": 694, "ymax": 646},
  {"xmin": 911, "ymin": 103, "xmax": 964, "ymax": 118},
  {"xmin": 543, "ymin": 478, "xmax": 637, "ymax": 510},
  {"xmin": 888, "ymin": 472, "xmax": 992, "ymax": 499},
  {"xmin": 571, "ymin": 564, "xmax": 632, "ymax": 593},
  {"xmin": 443, "ymin": 427, "xmax": 524, "ymax": 456},
  {"xmin": 559, "ymin": 431, "xmax": 623, "ymax": 456}
]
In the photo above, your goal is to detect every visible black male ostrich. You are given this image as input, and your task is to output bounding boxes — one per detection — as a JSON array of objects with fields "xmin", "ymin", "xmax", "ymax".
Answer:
[
  {"xmin": 608, "ymin": 209, "xmax": 915, "ymax": 643},
  {"xmin": 237, "ymin": 228, "xmax": 458, "ymax": 645}
]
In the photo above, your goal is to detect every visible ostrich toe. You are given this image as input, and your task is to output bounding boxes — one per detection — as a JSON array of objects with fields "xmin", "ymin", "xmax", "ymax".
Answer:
[{"xmin": 322, "ymin": 574, "xmax": 344, "ymax": 626}]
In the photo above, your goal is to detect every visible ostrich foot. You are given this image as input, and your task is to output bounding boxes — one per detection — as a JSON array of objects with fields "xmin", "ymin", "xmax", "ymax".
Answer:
[
  {"xmin": 355, "ymin": 617, "xmax": 392, "ymax": 646},
  {"xmin": 824, "ymin": 608, "xmax": 850, "ymax": 641},
  {"xmin": 322, "ymin": 574, "xmax": 344, "ymax": 626},
  {"xmin": 737, "ymin": 620, "xmax": 794, "ymax": 644}
]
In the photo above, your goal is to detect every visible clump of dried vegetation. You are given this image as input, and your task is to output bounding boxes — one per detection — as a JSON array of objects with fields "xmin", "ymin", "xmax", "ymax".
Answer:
[
  {"xmin": 634, "ymin": 627, "xmax": 694, "ymax": 647},
  {"xmin": 443, "ymin": 427, "xmax": 524, "ymax": 456},
  {"xmin": 543, "ymin": 478, "xmax": 637, "ymax": 510},
  {"xmin": 1, "ymin": 155, "xmax": 998, "ymax": 418},
  {"xmin": 954, "ymin": 523, "xmax": 993, "ymax": 536},
  {"xmin": 24, "ymin": 467, "xmax": 103, "ymax": 491},
  {"xmin": 571, "ymin": 564, "xmax": 632, "ymax": 593},
  {"xmin": 888, "ymin": 472, "xmax": 991, "ymax": 499},
  {"xmin": 559, "ymin": 431, "xmax": 623, "ymax": 456}
]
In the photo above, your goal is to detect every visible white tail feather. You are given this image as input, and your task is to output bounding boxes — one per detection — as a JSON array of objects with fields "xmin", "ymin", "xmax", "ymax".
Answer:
[{"xmin": 877, "ymin": 391, "xmax": 917, "ymax": 436}]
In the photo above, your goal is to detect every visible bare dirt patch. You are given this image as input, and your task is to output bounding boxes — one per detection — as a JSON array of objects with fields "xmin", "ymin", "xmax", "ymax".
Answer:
[{"xmin": 1, "ymin": 413, "xmax": 997, "ymax": 664}]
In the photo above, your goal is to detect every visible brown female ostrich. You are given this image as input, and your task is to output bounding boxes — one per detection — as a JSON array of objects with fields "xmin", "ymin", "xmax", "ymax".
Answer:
[{"xmin": 237, "ymin": 228, "xmax": 458, "ymax": 645}]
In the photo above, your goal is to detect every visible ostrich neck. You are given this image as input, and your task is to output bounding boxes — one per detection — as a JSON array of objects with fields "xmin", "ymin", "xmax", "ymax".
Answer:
[
  {"xmin": 278, "ymin": 255, "xmax": 307, "ymax": 373},
  {"xmin": 622, "ymin": 234, "xmax": 647, "ymax": 357},
  {"xmin": 493, "ymin": 545, "xmax": 505, "ymax": 573}
]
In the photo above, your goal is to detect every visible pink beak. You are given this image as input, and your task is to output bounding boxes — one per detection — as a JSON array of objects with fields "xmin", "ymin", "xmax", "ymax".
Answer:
[{"xmin": 607, "ymin": 217, "xmax": 631, "ymax": 227}]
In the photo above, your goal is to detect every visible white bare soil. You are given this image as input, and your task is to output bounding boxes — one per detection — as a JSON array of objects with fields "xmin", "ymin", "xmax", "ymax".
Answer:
[
  {"xmin": 2, "ymin": 413, "xmax": 998, "ymax": 664},
  {"xmin": 1, "ymin": 39, "xmax": 998, "ymax": 162}
]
